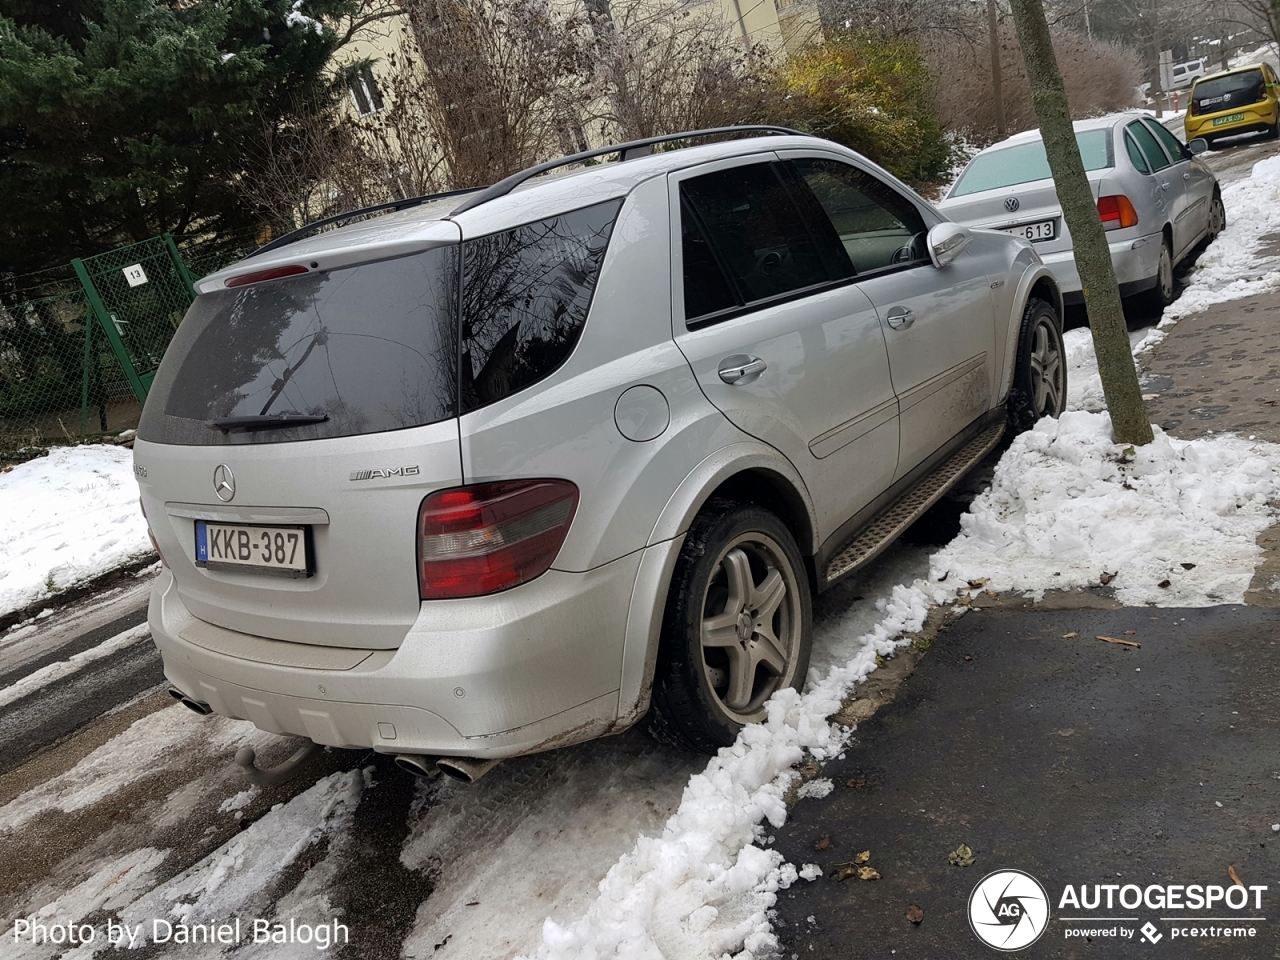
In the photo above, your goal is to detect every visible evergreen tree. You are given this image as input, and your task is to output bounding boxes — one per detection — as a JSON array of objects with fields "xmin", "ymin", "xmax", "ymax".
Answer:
[{"xmin": 0, "ymin": 0, "xmax": 360, "ymax": 282}]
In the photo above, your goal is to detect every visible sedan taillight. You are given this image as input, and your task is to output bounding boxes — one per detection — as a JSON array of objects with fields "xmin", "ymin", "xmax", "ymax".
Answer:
[
  {"xmin": 417, "ymin": 480, "xmax": 579, "ymax": 600},
  {"xmin": 1097, "ymin": 194, "xmax": 1139, "ymax": 231}
]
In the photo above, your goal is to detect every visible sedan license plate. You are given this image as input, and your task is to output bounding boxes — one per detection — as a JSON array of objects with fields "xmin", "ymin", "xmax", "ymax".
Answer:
[
  {"xmin": 196, "ymin": 522, "xmax": 309, "ymax": 577},
  {"xmin": 1212, "ymin": 113, "xmax": 1246, "ymax": 126},
  {"xmin": 1002, "ymin": 219, "xmax": 1055, "ymax": 242}
]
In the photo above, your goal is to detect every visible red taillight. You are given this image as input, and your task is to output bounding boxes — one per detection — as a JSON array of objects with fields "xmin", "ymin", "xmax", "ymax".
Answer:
[
  {"xmin": 417, "ymin": 480, "xmax": 579, "ymax": 600},
  {"xmin": 1097, "ymin": 194, "xmax": 1139, "ymax": 231},
  {"xmin": 224, "ymin": 264, "xmax": 309, "ymax": 288}
]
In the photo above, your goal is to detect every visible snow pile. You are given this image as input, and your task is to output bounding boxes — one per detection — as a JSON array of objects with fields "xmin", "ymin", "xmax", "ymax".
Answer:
[
  {"xmin": 0, "ymin": 623, "xmax": 149, "ymax": 710},
  {"xmin": 285, "ymin": 1, "xmax": 324, "ymax": 35},
  {"xmin": 0, "ymin": 445, "xmax": 150, "ymax": 618},
  {"xmin": 524, "ymin": 584, "xmax": 936, "ymax": 960},
  {"xmin": 931, "ymin": 410, "xmax": 1280, "ymax": 605}
]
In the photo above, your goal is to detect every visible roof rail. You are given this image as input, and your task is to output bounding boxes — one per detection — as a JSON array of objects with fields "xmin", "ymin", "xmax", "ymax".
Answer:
[
  {"xmin": 448, "ymin": 125, "xmax": 809, "ymax": 216},
  {"xmin": 252, "ymin": 186, "xmax": 480, "ymax": 255}
]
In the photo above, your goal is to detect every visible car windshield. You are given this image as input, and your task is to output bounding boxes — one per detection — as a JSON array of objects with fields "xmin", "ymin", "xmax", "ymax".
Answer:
[
  {"xmin": 1192, "ymin": 70, "xmax": 1266, "ymax": 111},
  {"xmin": 949, "ymin": 130, "xmax": 1113, "ymax": 197}
]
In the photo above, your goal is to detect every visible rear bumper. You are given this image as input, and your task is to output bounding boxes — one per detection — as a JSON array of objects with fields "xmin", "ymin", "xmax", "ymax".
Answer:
[
  {"xmin": 1186, "ymin": 103, "xmax": 1277, "ymax": 140},
  {"xmin": 1040, "ymin": 231, "xmax": 1163, "ymax": 303},
  {"xmin": 150, "ymin": 546, "xmax": 656, "ymax": 759}
]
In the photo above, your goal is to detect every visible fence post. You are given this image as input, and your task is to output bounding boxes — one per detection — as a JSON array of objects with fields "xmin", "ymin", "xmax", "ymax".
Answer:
[
  {"xmin": 80, "ymin": 310, "xmax": 92, "ymax": 436},
  {"xmin": 72, "ymin": 257, "xmax": 149, "ymax": 405},
  {"xmin": 163, "ymin": 232, "xmax": 199, "ymax": 302}
]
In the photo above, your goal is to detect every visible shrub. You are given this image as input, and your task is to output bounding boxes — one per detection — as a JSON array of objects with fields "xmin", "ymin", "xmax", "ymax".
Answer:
[
  {"xmin": 768, "ymin": 33, "xmax": 953, "ymax": 186},
  {"xmin": 925, "ymin": 26, "xmax": 1142, "ymax": 145}
]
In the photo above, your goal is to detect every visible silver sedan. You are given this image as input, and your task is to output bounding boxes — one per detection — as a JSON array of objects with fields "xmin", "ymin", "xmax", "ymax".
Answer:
[{"xmin": 937, "ymin": 112, "xmax": 1224, "ymax": 308}]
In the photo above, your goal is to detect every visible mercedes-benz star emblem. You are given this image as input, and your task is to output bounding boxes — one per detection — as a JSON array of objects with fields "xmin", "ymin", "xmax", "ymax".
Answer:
[
  {"xmin": 1004, "ymin": 197, "xmax": 1021, "ymax": 212},
  {"xmin": 213, "ymin": 464, "xmax": 236, "ymax": 502}
]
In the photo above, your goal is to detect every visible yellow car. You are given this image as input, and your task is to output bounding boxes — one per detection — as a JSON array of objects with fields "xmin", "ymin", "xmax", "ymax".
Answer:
[{"xmin": 1186, "ymin": 63, "xmax": 1280, "ymax": 147}]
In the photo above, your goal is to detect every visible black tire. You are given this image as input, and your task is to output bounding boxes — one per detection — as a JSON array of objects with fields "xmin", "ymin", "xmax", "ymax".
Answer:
[
  {"xmin": 1145, "ymin": 234, "xmax": 1177, "ymax": 310},
  {"xmin": 1206, "ymin": 191, "xmax": 1226, "ymax": 242},
  {"xmin": 645, "ymin": 499, "xmax": 813, "ymax": 754},
  {"xmin": 1008, "ymin": 297, "xmax": 1066, "ymax": 435}
]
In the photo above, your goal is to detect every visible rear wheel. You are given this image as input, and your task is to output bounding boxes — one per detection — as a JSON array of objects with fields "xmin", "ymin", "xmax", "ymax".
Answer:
[
  {"xmin": 1147, "ymin": 235, "xmax": 1176, "ymax": 309},
  {"xmin": 1008, "ymin": 297, "xmax": 1066, "ymax": 434},
  {"xmin": 645, "ymin": 500, "xmax": 812, "ymax": 754}
]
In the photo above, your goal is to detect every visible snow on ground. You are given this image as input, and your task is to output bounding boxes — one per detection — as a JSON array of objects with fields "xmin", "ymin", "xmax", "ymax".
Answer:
[
  {"xmin": 0, "ymin": 445, "xmax": 150, "ymax": 619},
  {"xmin": 0, "ymin": 623, "xmax": 150, "ymax": 710}
]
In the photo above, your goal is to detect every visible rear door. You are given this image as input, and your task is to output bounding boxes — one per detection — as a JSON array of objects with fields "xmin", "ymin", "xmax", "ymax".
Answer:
[
  {"xmin": 785, "ymin": 153, "xmax": 999, "ymax": 480},
  {"xmin": 669, "ymin": 155, "xmax": 899, "ymax": 538},
  {"xmin": 1142, "ymin": 117, "xmax": 1213, "ymax": 257},
  {"xmin": 134, "ymin": 233, "xmax": 464, "ymax": 649}
]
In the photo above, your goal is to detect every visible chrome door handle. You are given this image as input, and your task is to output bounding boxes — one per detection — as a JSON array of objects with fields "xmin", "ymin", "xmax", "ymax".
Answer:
[
  {"xmin": 1160, "ymin": 181, "xmax": 1171, "ymax": 190},
  {"xmin": 1183, "ymin": 172, "xmax": 1191, "ymax": 180},
  {"xmin": 717, "ymin": 355, "xmax": 767, "ymax": 385},
  {"xmin": 885, "ymin": 306, "xmax": 914, "ymax": 330}
]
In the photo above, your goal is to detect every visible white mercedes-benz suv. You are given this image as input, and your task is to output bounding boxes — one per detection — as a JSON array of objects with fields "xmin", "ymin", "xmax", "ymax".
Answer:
[{"xmin": 135, "ymin": 127, "xmax": 1065, "ymax": 782}]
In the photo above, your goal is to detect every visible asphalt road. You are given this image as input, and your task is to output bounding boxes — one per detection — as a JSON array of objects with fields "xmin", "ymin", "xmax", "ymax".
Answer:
[{"xmin": 771, "ymin": 605, "xmax": 1280, "ymax": 959}]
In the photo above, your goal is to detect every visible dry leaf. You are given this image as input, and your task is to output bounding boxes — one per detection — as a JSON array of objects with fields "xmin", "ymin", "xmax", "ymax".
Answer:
[
  {"xmin": 985, "ymin": 589, "xmax": 998, "ymax": 598},
  {"xmin": 815, "ymin": 837, "xmax": 831, "ymax": 851},
  {"xmin": 846, "ymin": 778, "xmax": 868, "ymax": 789},
  {"xmin": 1158, "ymin": 579, "xmax": 1171, "ymax": 588},
  {"xmin": 1229, "ymin": 865, "xmax": 1245, "ymax": 888},
  {"xmin": 857, "ymin": 866, "xmax": 881, "ymax": 881},
  {"xmin": 967, "ymin": 578, "xmax": 989, "ymax": 589},
  {"xmin": 963, "ymin": 654, "xmax": 973, "ymax": 661},
  {"xmin": 1062, "ymin": 632, "xmax": 1079, "ymax": 638},
  {"xmin": 835, "ymin": 866, "xmax": 856, "ymax": 881},
  {"xmin": 1181, "ymin": 562, "xmax": 1196, "ymax": 570},
  {"xmin": 855, "ymin": 850, "xmax": 871, "ymax": 864},
  {"xmin": 1099, "ymin": 571, "xmax": 1117, "ymax": 585},
  {"xmin": 1096, "ymin": 634, "xmax": 1141, "ymax": 648},
  {"xmin": 948, "ymin": 843, "xmax": 975, "ymax": 867},
  {"xmin": 1124, "ymin": 630, "xmax": 1136, "ymax": 635},
  {"xmin": 906, "ymin": 904, "xmax": 924, "ymax": 924}
]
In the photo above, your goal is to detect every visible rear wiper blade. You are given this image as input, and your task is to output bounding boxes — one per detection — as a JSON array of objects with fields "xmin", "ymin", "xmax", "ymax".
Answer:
[{"xmin": 205, "ymin": 413, "xmax": 329, "ymax": 433}]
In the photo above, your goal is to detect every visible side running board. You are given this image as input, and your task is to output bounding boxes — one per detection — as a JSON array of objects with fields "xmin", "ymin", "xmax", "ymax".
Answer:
[{"xmin": 824, "ymin": 421, "xmax": 1006, "ymax": 584}]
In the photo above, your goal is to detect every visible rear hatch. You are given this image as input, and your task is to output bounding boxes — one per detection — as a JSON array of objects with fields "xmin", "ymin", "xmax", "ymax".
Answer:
[
  {"xmin": 938, "ymin": 129, "xmax": 1113, "ymax": 255},
  {"xmin": 1191, "ymin": 69, "xmax": 1267, "ymax": 118},
  {"xmin": 135, "ymin": 230, "xmax": 462, "ymax": 649}
]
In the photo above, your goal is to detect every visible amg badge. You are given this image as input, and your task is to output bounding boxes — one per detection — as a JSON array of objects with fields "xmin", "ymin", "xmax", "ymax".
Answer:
[{"xmin": 350, "ymin": 466, "xmax": 420, "ymax": 481}]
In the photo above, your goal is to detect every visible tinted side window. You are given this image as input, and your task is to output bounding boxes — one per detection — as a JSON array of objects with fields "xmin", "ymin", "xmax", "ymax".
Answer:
[
  {"xmin": 1127, "ymin": 121, "xmax": 1170, "ymax": 171},
  {"xmin": 461, "ymin": 200, "xmax": 622, "ymax": 412},
  {"xmin": 138, "ymin": 247, "xmax": 459, "ymax": 445},
  {"xmin": 1144, "ymin": 119, "xmax": 1188, "ymax": 163},
  {"xmin": 790, "ymin": 158, "xmax": 928, "ymax": 274},
  {"xmin": 682, "ymin": 198, "xmax": 739, "ymax": 320},
  {"xmin": 680, "ymin": 163, "xmax": 829, "ymax": 304},
  {"xmin": 1124, "ymin": 131, "xmax": 1151, "ymax": 174}
]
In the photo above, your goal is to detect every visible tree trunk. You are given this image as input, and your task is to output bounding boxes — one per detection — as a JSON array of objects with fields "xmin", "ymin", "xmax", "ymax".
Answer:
[
  {"xmin": 988, "ymin": 0, "xmax": 1006, "ymax": 138},
  {"xmin": 1008, "ymin": 0, "xmax": 1153, "ymax": 445}
]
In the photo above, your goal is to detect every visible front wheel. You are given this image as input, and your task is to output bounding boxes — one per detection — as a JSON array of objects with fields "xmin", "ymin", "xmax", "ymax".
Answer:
[
  {"xmin": 1008, "ymin": 297, "xmax": 1066, "ymax": 434},
  {"xmin": 645, "ymin": 500, "xmax": 812, "ymax": 754}
]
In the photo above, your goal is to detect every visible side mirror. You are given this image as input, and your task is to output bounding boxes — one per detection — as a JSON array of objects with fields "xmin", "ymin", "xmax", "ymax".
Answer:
[
  {"xmin": 928, "ymin": 222, "xmax": 971, "ymax": 268},
  {"xmin": 1187, "ymin": 137, "xmax": 1209, "ymax": 156}
]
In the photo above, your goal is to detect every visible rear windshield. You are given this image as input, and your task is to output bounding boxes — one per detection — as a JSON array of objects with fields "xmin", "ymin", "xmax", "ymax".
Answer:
[
  {"xmin": 949, "ymin": 130, "xmax": 1113, "ymax": 197},
  {"xmin": 1192, "ymin": 70, "xmax": 1266, "ymax": 112},
  {"xmin": 138, "ymin": 247, "xmax": 459, "ymax": 445}
]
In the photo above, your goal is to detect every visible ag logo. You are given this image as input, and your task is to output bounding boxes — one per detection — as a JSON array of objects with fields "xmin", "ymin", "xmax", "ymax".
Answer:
[{"xmin": 968, "ymin": 869, "xmax": 1049, "ymax": 951}]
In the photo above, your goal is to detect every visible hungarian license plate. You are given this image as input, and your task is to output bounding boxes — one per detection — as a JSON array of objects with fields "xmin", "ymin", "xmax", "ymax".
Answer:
[
  {"xmin": 1002, "ymin": 219, "xmax": 1055, "ymax": 242},
  {"xmin": 1213, "ymin": 113, "xmax": 1246, "ymax": 126},
  {"xmin": 196, "ymin": 522, "xmax": 309, "ymax": 577}
]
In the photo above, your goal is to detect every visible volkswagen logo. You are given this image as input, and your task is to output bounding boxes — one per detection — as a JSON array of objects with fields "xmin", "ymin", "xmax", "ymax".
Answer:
[
  {"xmin": 1004, "ymin": 197, "xmax": 1021, "ymax": 212},
  {"xmin": 212, "ymin": 464, "xmax": 236, "ymax": 502},
  {"xmin": 968, "ymin": 869, "xmax": 1049, "ymax": 951}
]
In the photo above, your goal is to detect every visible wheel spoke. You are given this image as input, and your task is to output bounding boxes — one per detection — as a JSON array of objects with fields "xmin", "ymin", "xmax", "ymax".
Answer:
[
  {"xmin": 721, "ymin": 548, "xmax": 752, "ymax": 612},
  {"xmin": 702, "ymin": 610, "xmax": 740, "ymax": 648},
  {"xmin": 752, "ymin": 568, "xmax": 786, "ymax": 620},
  {"xmin": 752, "ymin": 624, "xmax": 789, "ymax": 676},
  {"xmin": 723, "ymin": 645, "xmax": 756, "ymax": 710}
]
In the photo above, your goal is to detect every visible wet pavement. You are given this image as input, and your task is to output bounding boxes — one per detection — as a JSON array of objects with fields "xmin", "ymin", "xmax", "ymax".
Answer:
[{"xmin": 770, "ymin": 605, "xmax": 1280, "ymax": 959}]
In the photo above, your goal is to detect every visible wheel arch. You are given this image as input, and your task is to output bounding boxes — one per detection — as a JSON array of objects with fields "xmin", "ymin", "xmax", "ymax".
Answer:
[{"xmin": 997, "ymin": 264, "xmax": 1061, "ymax": 405}]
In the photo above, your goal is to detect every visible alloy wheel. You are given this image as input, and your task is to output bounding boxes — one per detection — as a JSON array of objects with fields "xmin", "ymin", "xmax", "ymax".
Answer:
[
  {"xmin": 1028, "ymin": 318, "xmax": 1064, "ymax": 417},
  {"xmin": 699, "ymin": 533, "xmax": 801, "ymax": 722}
]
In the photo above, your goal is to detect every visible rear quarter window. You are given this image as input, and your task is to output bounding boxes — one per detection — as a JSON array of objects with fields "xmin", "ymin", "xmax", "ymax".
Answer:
[{"xmin": 461, "ymin": 199, "xmax": 622, "ymax": 413}]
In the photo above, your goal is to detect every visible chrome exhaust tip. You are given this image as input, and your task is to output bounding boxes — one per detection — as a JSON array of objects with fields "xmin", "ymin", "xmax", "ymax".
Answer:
[
  {"xmin": 394, "ymin": 754, "xmax": 441, "ymax": 779},
  {"xmin": 168, "ymin": 687, "xmax": 211, "ymax": 715},
  {"xmin": 434, "ymin": 756, "xmax": 500, "ymax": 784}
]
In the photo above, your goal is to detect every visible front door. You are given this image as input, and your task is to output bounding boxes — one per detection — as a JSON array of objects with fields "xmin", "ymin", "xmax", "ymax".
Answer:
[
  {"xmin": 781, "ymin": 153, "xmax": 999, "ymax": 480},
  {"xmin": 669, "ymin": 155, "xmax": 899, "ymax": 540}
]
